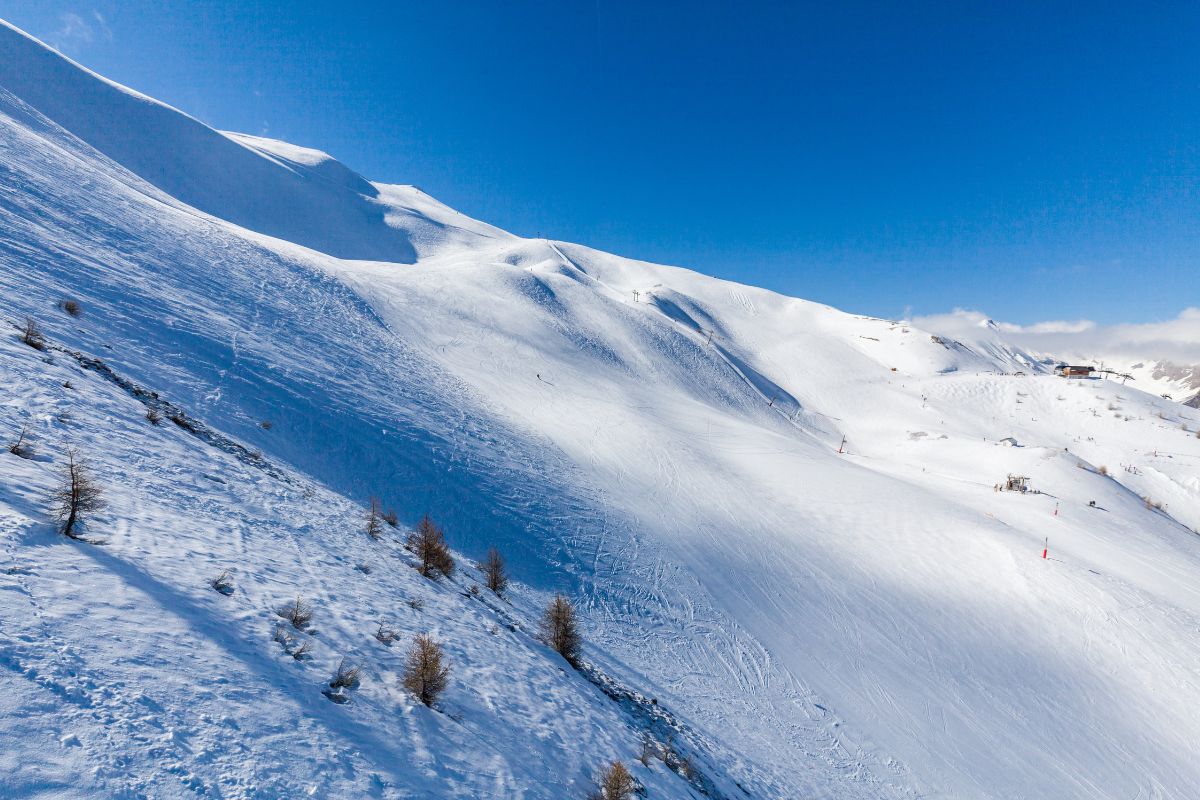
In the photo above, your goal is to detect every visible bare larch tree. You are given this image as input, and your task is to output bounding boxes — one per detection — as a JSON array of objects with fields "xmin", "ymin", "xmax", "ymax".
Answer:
[
  {"xmin": 366, "ymin": 496, "xmax": 384, "ymax": 540},
  {"xmin": 402, "ymin": 633, "xmax": 450, "ymax": 706},
  {"xmin": 541, "ymin": 594, "xmax": 581, "ymax": 667},
  {"xmin": 51, "ymin": 449, "xmax": 104, "ymax": 539},
  {"xmin": 407, "ymin": 515, "xmax": 455, "ymax": 579},
  {"xmin": 483, "ymin": 547, "xmax": 508, "ymax": 596}
]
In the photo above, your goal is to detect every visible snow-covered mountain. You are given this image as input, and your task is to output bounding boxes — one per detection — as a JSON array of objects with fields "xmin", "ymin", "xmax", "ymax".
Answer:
[{"xmin": 3, "ymin": 18, "xmax": 1200, "ymax": 800}]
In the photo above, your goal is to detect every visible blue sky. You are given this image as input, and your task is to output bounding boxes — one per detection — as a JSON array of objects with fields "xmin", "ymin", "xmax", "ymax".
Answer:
[{"xmin": 2, "ymin": 1, "xmax": 1196, "ymax": 324}]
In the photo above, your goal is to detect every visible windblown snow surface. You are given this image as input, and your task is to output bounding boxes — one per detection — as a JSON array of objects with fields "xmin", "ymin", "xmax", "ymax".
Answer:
[{"xmin": 3, "ymin": 19, "xmax": 1200, "ymax": 800}]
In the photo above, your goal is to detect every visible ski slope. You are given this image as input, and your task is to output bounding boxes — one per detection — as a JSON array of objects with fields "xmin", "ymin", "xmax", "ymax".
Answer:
[{"xmin": 3, "ymin": 18, "xmax": 1200, "ymax": 800}]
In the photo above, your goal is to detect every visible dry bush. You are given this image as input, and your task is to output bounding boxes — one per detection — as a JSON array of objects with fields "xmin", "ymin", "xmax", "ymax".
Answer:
[
  {"xmin": 210, "ymin": 569, "xmax": 234, "ymax": 595},
  {"xmin": 483, "ymin": 547, "xmax": 508, "ymax": 596},
  {"xmin": 273, "ymin": 624, "xmax": 293, "ymax": 649},
  {"xmin": 260, "ymin": 420, "xmax": 273, "ymax": 430},
  {"xmin": 407, "ymin": 598, "xmax": 424, "ymax": 612},
  {"xmin": 329, "ymin": 658, "xmax": 362, "ymax": 690},
  {"xmin": 20, "ymin": 317, "xmax": 45, "ymax": 350},
  {"xmin": 590, "ymin": 761, "xmax": 636, "ymax": 800},
  {"xmin": 382, "ymin": 509, "xmax": 399, "ymax": 527},
  {"xmin": 59, "ymin": 299, "xmax": 81, "ymax": 317},
  {"xmin": 366, "ymin": 496, "xmax": 384, "ymax": 541},
  {"xmin": 7, "ymin": 423, "xmax": 33, "ymax": 458},
  {"xmin": 145, "ymin": 407, "xmax": 162, "ymax": 425},
  {"xmin": 407, "ymin": 515, "xmax": 455, "ymax": 579},
  {"xmin": 50, "ymin": 449, "xmax": 104, "ymax": 539},
  {"xmin": 541, "ymin": 594, "xmax": 581, "ymax": 667},
  {"xmin": 1098, "ymin": 465, "xmax": 1108, "ymax": 476},
  {"xmin": 402, "ymin": 634, "xmax": 450, "ymax": 706},
  {"xmin": 278, "ymin": 595, "xmax": 313, "ymax": 630},
  {"xmin": 375, "ymin": 621, "xmax": 400, "ymax": 645}
]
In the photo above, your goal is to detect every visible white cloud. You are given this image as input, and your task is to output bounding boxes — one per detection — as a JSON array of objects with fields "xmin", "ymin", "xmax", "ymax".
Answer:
[
  {"xmin": 997, "ymin": 319, "xmax": 1097, "ymax": 335},
  {"xmin": 48, "ymin": 10, "xmax": 112, "ymax": 54}
]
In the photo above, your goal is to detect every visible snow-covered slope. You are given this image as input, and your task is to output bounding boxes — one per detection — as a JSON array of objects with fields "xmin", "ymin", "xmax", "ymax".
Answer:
[{"xmin": 3, "ymin": 18, "xmax": 1200, "ymax": 800}]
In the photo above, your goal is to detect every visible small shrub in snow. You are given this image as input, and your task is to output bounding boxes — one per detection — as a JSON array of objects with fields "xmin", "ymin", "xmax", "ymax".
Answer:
[
  {"xmin": 145, "ymin": 407, "xmax": 162, "ymax": 425},
  {"xmin": 402, "ymin": 634, "xmax": 449, "ymax": 706},
  {"xmin": 408, "ymin": 598, "xmax": 424, "ymax": 612},
  {"xmin": 59, "ymin": 299, "xmax": 81, "ymax": 317},
  {"xmin": 483, "ymin": 547, "xmax": 508, "ymax": 597},
  {"xmin": 1098, "ymin": 465, "xmax": 1108, "ymax": 476},
  {"xmin": 210, "ymin": 570, "xmax": 234, "ymax": 595},
  {"xmin": 50, "ymin": 449, "xmax": 104, "ymax": 539},
  {"xmin": 407, "ymin": 515, "xmax": 455, "ymax": 579},
  {"xmin": 279, "ymin": 595, "xmax": 314, "ymax": 630},
  {"xmin": 7, "ymin": 423, "xmax": 33, "ymax": 458},
  {"xmin": 541, "ymin": 594, "xmax": 581, "ymax": 667},
  {"xmin": 465, "ymin": 583, "xmax": 481, "ymax": 599},
  {"xmin": 382, "ymin": 509, "xmax": 398, "ymax": 527},
  {"xmin": 1144, "ymin": 497, "xmax": 1164, "ymax": 511},
  {"xmin": 20, "ymin": 317, "xmax": 45, "ymax": 350},
  {"xmin": 329, "ymin": 658, "xmax": 362, "ymax": 690},
  {"xmin": 590, "ymin": 761, "xmax": 636, "ymax": 800},
  {"xmin": 274, "ymin": 624, "xmax": 312, "ymax": 660},
  {"xmin": 366, "ymin": 496, "xmax": 384, "ymax": 541},
  {"xmin": 375, "ymin": 621, "xmax": 400, "ymax": 645},
  {"xmin": 273, "ymin": 624, "xmax": 293, "ymax": 648},
  {"xmin": 260, "ymin": 420, "xmax": 272, "ymax": 430}
]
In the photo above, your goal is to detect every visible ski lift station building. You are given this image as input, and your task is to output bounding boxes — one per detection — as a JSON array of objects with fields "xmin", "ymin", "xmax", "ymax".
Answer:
[{"xmin": 1054, "ymin": 364, "xmax": 1096, "ymax": 378}]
